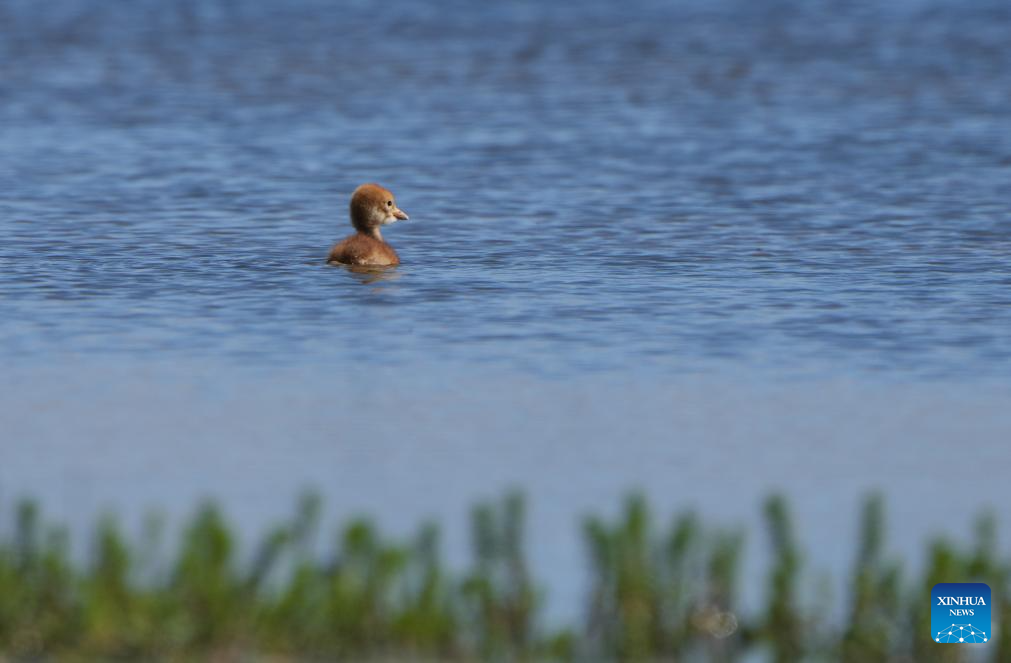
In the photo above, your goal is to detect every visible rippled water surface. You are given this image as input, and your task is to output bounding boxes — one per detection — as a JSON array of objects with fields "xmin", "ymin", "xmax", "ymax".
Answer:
[
  {"xmin": 2, "ymin": 0, "xmax": 1009, "ymax": 376},
  {"xmin": 2, "ymin": 0, "xmax": 1011, "ymax": 615}
]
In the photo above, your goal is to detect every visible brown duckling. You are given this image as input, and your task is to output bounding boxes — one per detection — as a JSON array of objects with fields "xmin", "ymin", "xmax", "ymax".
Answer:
[{"xmin": 327, "ymin": 183, "xmax": 409, "ymax": 266}]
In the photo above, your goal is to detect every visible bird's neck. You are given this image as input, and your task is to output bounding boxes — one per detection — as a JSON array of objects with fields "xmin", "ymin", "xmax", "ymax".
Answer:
[{"xmin": 360, "ymin": 227, "xmax": 383, "ymax": 242}]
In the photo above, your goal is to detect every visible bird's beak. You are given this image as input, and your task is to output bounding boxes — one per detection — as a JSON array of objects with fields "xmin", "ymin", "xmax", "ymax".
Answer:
[{"xmin": 393, "ymin": 207, "xmax": 409, "ymax": 221}]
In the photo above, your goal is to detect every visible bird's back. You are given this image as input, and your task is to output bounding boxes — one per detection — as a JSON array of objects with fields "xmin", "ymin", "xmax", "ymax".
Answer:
[{"xmin": 327, "ymin": 233, "xmax": 400, "ymax": 266}]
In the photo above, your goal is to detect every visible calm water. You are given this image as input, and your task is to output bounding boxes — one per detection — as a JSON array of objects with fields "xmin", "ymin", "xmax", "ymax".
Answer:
[{"xmin": 1, "ymin": 0, "xmax": 1010, "ymax": 618}]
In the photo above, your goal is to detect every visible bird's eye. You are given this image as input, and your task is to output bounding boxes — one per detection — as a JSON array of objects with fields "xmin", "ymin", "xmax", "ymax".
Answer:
[{"xmin": 387, "ymin": 200, "xmax": 392, "ymax": 206}]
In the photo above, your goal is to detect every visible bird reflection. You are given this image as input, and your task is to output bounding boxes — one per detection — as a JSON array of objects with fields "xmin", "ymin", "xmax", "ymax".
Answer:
[{"xmin": 341, "ymin": 264, "xmax": 402, "ymax": 286}]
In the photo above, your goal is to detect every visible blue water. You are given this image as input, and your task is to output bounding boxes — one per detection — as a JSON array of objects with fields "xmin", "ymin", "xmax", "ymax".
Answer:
[
  {"xmin": 3, "ymin": 0, "xmax": 1010, "ymax": 377},
  {"xmin": 1, "ymin": 0, "xmax": 1010, "ymax": 620}
]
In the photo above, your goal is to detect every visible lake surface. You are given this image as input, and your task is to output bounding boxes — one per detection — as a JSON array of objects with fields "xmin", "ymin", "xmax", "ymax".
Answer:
[{"xmin": 1, "ymin": 0, "xmax": 1010, "ymax": 619}]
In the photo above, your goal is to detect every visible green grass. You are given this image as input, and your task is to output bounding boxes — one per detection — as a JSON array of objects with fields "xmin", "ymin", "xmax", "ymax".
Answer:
[{"xmin": 0, "ymin": 492, "xmax": 1005, "ymax": 661}]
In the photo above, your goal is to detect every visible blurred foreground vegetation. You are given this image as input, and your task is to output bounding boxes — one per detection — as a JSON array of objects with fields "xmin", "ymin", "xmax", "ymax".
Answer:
[{"xmin": 0, "ymin": 492, "xmax": 1006, "ymax": 661}]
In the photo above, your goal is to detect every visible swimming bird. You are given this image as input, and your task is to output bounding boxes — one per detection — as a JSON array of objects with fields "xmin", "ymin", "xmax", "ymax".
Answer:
[{"xmin": 327, "ymin": 183, "xmax": 409, "ymax": 266}]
